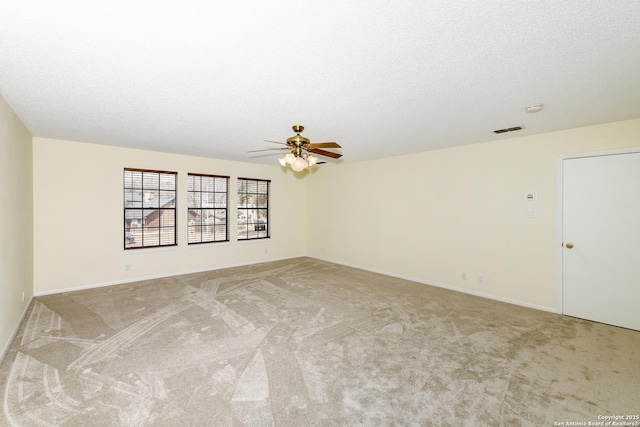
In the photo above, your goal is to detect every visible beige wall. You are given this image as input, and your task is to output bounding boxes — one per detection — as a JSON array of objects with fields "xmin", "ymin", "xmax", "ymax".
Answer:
[
  {"xmin": 6, "ymin": 116, "xmax": 640, "ymax": 357},
  {"xmin": 32, "ymin": 138, "xmax": 307, "ymax": 294},
  {"xmin": 0, "ymin": 95, "xmax": 33, "ymax": 357},
  {"xmin": 306, "ymin": 118, "xmax": 640, "ymax": 311}
]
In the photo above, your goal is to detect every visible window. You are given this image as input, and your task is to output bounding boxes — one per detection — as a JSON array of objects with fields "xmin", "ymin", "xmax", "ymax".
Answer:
[
  {"xmin": 187, "ymin": 173, "xmax": 229, "ymax": 244},
  {"xmin": 124, "ymin": 168, "xmax": 177, "ymax": 249},
  {"xmin": 237, "ymin": 178, "xmax": 270, "ymax": 240}
]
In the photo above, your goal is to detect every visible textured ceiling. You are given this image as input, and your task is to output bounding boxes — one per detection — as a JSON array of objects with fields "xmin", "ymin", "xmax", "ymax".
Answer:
[{"xmin": 1, "ymin": 1, "xmax": 639, "ymax": 166}]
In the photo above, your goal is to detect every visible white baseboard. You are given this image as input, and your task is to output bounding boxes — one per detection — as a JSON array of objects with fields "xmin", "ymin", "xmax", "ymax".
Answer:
[
  {"xmin": 310, "ymin": 256, "xmax": 558, "ymax": 314},
  {"xmin": 0, "ymin": 297, "xmax": 34, "ymax": 363},
  {"xmin": 34, "ymin": 255, "xmax": 305, "ymax": 296},
  {"xmin": 33, "ymin": 254, "xmax": 557, "ymax": 315}
]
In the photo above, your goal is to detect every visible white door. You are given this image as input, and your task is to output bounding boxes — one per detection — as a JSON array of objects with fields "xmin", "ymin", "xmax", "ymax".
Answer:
[{"xmin": 562, "ymin": 151, "xmax": 640, "ymax": 331}]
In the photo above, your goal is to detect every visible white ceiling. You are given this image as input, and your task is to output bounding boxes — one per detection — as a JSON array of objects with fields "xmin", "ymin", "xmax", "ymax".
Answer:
[{"xmin": 1, "ymin": 1, "xmax": 639, "ymax": 166}]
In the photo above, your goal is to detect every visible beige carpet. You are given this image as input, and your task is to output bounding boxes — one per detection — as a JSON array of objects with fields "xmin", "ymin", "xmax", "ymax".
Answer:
[{"xmin": 1, "ymin": 257, "xmax": 639, "ymax": 426}]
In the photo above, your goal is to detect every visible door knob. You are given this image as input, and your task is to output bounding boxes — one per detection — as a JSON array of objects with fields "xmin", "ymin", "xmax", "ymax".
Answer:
[{"xmin": 565, "ymin": 243, "xmax": 574, "ymax": 249}]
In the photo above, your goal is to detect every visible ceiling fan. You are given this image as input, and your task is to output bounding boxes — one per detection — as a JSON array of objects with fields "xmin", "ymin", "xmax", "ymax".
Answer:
[{"xmin": 248, "ymin": 125, "xmax": 342, "ymax": 172}]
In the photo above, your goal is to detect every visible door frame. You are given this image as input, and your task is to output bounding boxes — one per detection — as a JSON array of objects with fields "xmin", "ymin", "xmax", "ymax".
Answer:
[{"xmin": 556, "ymin": 146, "xmax": 640, "ymax": 314}]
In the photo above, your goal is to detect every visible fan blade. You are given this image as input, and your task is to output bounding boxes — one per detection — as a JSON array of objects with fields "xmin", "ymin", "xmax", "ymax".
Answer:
[
  {"xmin": 309, "ymin": 148, "xmax": 342, "ymax": 159},
  {"xmin": 247, "ymin": 148, "xmax": 289, "ymax": 153},
  {"xmin": 308, "ymin": 142, "xmax": 341, "ymax": 149},
  {"xmin": 264, "ymin": 140, "xmax": 287, "ymax": 145}
]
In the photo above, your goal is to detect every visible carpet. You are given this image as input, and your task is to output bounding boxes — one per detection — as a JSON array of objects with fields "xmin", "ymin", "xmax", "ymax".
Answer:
[{"xmin": 1, "ymin": 257, "xmax": 639, "ymax": 426}]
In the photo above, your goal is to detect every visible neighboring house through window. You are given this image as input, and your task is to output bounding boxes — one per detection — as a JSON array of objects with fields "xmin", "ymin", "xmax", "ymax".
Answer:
[
  {"xmin": 124, "ymin": 168, "xmax": 177, "ymax": 249},
  {"xmin": 237, "ymin": 178, "xmax": 270, "ymax": 240},
  {"xmin": 187, "ymin": 173, "xmax": 229, "ymax": 244}
]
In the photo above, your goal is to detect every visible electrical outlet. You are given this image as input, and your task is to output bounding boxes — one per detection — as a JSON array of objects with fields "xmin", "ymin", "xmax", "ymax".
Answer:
[
  {"xmin": 21, "ymin": 291, "xmax": 25, "ymax": 302},
  {"xmin": 125, "ymin": 264, "xmax": 131, "ymax": 272},
  {"xmin": 461, "ymin": 273, "xmax": 467, "ymax": 280},
  {"xmin": 478, "ymin": 275, "xmax": 484, "ymax": 284}
]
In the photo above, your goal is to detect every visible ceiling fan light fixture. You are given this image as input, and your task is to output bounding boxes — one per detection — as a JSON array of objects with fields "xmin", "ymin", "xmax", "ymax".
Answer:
[
  {"xmin": 284, "ymin": 153, "xmax": 296, "ymax": 164},
  {"xmin": 258, "ymin": 125, "xmax": 342, "ymax": 172},
  {"xmin": 291, "ymin": 156, "xmax": 309, "ymax": 172}
]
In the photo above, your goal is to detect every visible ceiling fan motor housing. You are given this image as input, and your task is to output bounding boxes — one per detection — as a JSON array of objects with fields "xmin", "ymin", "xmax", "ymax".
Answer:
[{"xmin": 286, "ymin": 134, "xmax": 310, "ymax": 147}]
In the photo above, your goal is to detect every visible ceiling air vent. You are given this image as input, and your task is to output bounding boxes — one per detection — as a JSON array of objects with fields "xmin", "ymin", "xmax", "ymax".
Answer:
[{"xmin": 493, "ymin": 126, "xmax": 523, "ymax": 134}]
